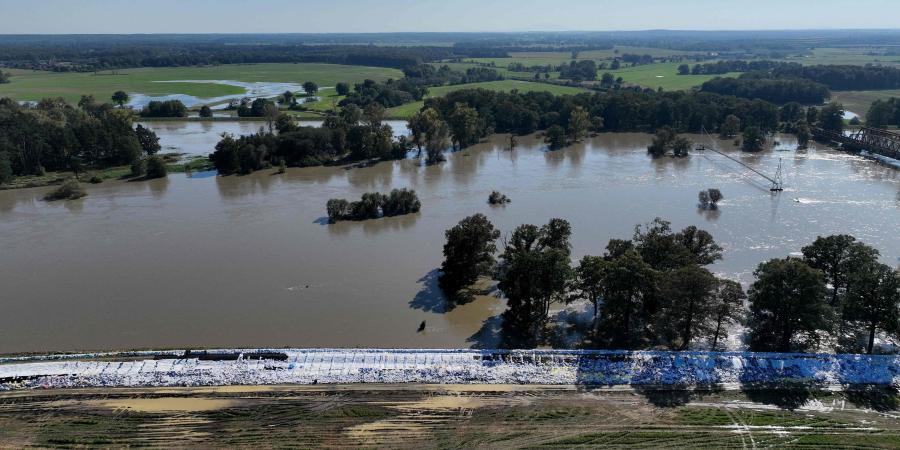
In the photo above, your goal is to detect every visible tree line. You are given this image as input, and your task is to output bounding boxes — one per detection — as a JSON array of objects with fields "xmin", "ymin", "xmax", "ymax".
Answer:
[
  {"xmin": 687, "ymin": 60, "xmax": 900, "ymax": 91},
  {"xmin": 0, "ymin": 43, "xmax": 458, "ymax": 72},
  {"xmin": 209, "ymin": 104, "xmax": 409, "ymax": 175},
  {"xmin": 700, "ymin": 76, "xmax": 830, "ymax": 105},
  {"xmin": 0, "ymin": 96, "xmax": 162, "ymax": 184},
  {"xmin": 438, "ymin": 215, "xmax": 899, "ymax": 353},
  {"xmin": 209, "ymin": 85, "xmax": 847, "ymax": 178}
]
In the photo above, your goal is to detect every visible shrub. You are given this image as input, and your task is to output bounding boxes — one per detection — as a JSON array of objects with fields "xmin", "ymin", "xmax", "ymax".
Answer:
[
  {"xmin": 44, "ymin": 179, "xmax": 86, "ymax": 201},
  {"xmin": 145, "ymin": 156, "xmax": 168, "ymax": 179},
  {"xmin": 88, "ymin": 175, "xmax": 103, "ymax": 184},
  {"xmin": 130, "ymin": 159, "xmax": 145, "ymax": 178}
]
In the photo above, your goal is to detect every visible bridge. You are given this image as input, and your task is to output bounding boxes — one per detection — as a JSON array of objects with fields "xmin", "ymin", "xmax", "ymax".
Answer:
[{"xmin": 812, "ymin": 126, "xmax": 900, "ymax": 161}]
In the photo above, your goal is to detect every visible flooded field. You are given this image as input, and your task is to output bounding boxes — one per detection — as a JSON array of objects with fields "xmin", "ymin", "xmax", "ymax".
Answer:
[{"xmin": 0, "ymin": 132, "xmax": 897, "ymax": 353}]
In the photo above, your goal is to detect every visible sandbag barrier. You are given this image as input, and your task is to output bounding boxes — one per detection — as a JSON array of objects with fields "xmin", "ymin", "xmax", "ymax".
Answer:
[{"xmin": 0, "ymin": 349, "xmax": 897, "ymax": 391}]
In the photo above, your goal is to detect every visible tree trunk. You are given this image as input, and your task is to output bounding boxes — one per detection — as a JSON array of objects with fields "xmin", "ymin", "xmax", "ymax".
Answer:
[
  {"xmin": 867, "ymin": 323, "xmax": 877, "ymax": 355},
  {"xmin": 712, "ymin": 316, "xmax": 723, "ymax": 351},
  {"xmin": 681, "ymin": 299, "xmax": 695, "ymax": 350}
]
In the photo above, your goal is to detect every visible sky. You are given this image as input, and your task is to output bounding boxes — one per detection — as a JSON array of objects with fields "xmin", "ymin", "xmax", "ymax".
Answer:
[{"xmin": 2, "ymin": 0, "xmax": 900, "ymax": 34}]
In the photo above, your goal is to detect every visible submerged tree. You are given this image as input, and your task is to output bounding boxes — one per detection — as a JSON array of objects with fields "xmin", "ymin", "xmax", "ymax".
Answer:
[
  {"xmin": 719, "ymin": 114, "xmax": 741, "ymax": 139},
  {"xmin": 439, "ymin": 214, "xmax": 501, "ymax": 302},
  {"xmin": 497, "ymin": 219, "xmax": 574, "ymax": 347},
  {"xmin": 571, "ymin": 255, "xmax": 607, "ymax": 331},
  {"xmin": 741, "ymin": 126, "xmax": 765, "ymax": 152},
  {"xmin": 448, "ymin": 102, "xmax": 479, "ymax": 149},
  {"xmin": 568, "ymin": 106, "xmax": 590, "ymax": 142},
  {"xmin": 708, "ymin": 279, "xmax": 746, "ymax": 351},
  {"xmin": 647, "ymin": 126, "xmax": 676, "ymax": 157},
  {"xmin": 795, "ymin": 121, "xmax": 811, "ymax": 148},
  {"xmin": 545, "ymin": 125, "xmax": 567, "ymax": 150}
]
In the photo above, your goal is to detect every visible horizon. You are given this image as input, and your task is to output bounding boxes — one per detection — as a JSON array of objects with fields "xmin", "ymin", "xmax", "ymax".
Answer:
[{"xmin": 3, "ymin": 0, "xmax": 900, "ymax": 34}]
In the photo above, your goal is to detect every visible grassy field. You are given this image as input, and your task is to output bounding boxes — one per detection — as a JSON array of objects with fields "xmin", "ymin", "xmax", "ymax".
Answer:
[
  {"xmin": 386, "ymin": 80, "xmax": 591, "ymax": 119},
  {"xmin": 831, "ymin": 89, "xmax": 900, "ymax": 116},
  {"xmin": 781, "ymin": 47, "xmax": 900, "ymax": 67},
  {"xmin": 0, "ymin": 385, "xmax": 897, "ymax": 448},
  {"xmin": 605, "ymin": 62, "xmax": 738, "ymax": 91},
  {"xmin": 0, "ymin": 63, "xmax": 403, "ymax": 104}
]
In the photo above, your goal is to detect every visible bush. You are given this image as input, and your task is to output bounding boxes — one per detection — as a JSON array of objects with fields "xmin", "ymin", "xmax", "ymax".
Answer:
[
  {"xmin": 130, "ymin": 159, "xmax": 145, "ymax": 177},
  {"xmin": 88, "ymin": 175, "xmax": 103, "ymax": 184},
  {"xmin": 145, "ymin": 155, "xmax": 168, "ymax": 179},
  {"xmin": 44, "ymin": 179, "xmax": 86, "ymax": 201},
  {"xmin": 199, "ymin": 105, "xmax": 213, "ymax": 118},
  {"xmin": 488, "ymin": 191, "xmax": 510, "ymax": 205}
]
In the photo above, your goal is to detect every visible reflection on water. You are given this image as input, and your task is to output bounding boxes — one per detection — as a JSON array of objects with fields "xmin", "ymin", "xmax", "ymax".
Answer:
[{"xmin": 0, "ymin": 133, "xmax": 897, "ymax": 353}]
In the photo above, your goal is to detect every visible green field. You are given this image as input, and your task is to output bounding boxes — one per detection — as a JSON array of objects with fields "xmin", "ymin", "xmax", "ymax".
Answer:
[
  {"xmin": 605, "ymin": 62, "xmax": 738, "ymax": 91},
  {"xmin": 781, "ymin": 47, "xmax": 900, "ymax": 67},
  {"xmin": 0, "ymin": 63, "xmax": 403, "ymax": 104},
  {"xmin": 434, "ymin": 59, "xmax": 733, "ymax": 92},
  {"xmin": 831, "ymin": 89, "xmax": 900, "ymax": 116},
  {"xmin": 386, "ymin": 80, "xmax": 591, "ymax": 119}
]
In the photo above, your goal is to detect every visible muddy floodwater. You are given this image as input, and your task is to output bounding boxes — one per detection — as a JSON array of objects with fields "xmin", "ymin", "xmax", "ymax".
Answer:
[{"xmin": 0, "ymin": 132, "xmax": 898, "ymax": 353}]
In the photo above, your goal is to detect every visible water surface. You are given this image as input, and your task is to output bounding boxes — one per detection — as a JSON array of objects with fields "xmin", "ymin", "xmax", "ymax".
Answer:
[{"xmin": 0, "ymin": 133, "xmax": 897, "ymax": 353}]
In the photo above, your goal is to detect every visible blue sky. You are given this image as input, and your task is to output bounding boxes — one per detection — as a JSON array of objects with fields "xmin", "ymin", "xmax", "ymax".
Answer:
[{"xmin": 3, "ymin": 0, "xmax": 900, "ymax": 34}]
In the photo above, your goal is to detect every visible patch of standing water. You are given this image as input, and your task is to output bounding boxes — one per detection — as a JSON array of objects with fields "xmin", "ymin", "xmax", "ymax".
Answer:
[{"xmin": 126, "ymin": 80, "xmax": 322, "ymax": 110}]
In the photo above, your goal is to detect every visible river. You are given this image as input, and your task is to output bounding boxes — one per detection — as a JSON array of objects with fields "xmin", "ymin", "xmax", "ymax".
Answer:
[{"xmin": 0, "ymin": 132, "xmax": 897, "ymax": 353}]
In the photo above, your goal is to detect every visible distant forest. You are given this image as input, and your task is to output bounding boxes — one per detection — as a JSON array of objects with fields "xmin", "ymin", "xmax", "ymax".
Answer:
[{"xmin": 6, "ymin": 30, "xmax": 900, "ymax": 72}]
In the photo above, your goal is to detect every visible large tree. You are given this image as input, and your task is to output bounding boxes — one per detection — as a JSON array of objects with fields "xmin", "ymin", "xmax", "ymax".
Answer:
[
  {"xmin": 439, "ymin": 214, "xmax": 501, "ymax": 302},
  {"xmin": 134, "ymin": 124, "xmax": 160, "ymax": 155},
  {"xmin": 843, "ymin": 262, "xmax": 900, "ymax": 354},
  {"xmin": 596, "ymin": 249, "xmax": 657, "ymax": 349},
  {"xmin": 709, "ymin": 279, "xmax": 746, "ymax": 351},
  {"xmin": 819, "ymin": 102, "xmax": 845, "ymax": 133},
  {"xmin": 111, "ymin": 91, "xmax": 129, "ymax": 108},
  {"xmin": 741, "ymin": 126, "xmax": 765, "ymax": 152},
  {"xmin": 719, "ymin": 114, "xmax": 741, "ymax": 139},
  {"xmin": 448, "ymin": 102, "xmax": 479, "ymax": 149},
  {"xmin": 802, "ymin": 235, "xmax": 879, "ymax": 307},
  {"xmin": 747, "ymin": 258, "xmax": 831, "ymax": 352},
  {"xmin": 660, "ymin": 264, "xmax": 718, "ymax": 350},
  {"xmin": 497, "ymin": 219, "xmax": 574, "ymax": 347},
  {"xmin": 302, "ymin": 81, "xmax": 319, "ymax": 96},
  {"xmin": 567, "ymin": 106, "xmax": 590, "ymax": 142},
  {"xmin": 571, "ymin": 255, "xmax": 607, "ymax": 330}
]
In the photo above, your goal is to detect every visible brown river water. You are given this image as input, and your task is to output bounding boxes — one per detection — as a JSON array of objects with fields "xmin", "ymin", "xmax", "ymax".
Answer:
[{"xmin": 0, "ymin": 127, "xmax": 898, "ymax": 353}]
